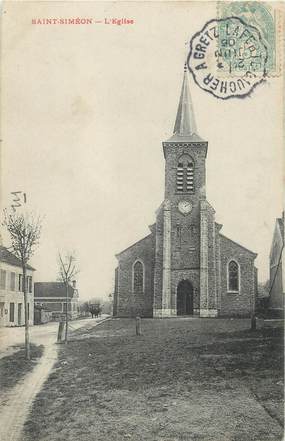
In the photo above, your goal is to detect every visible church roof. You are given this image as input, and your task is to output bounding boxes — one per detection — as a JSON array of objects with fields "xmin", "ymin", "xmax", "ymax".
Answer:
[
  {"xmin": 115, "ymin": 234, "xmax": 153, "ymax": 258},
  {"xmin": 219, "ymin": 234, "xmax": 257, "ymax": 258},
  {"xmin": 166, "ymin": 66, "xmax": 205, "ymax": 143}
]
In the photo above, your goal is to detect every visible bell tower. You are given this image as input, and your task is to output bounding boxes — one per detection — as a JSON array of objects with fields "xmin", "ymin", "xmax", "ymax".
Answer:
[
  {"xmin": 153, "ymin": 64, "xmax": 217, "ymax": 318},
  {"xmin": 163, "ymin": 64, "xmax": 208, "ymax": 205}
]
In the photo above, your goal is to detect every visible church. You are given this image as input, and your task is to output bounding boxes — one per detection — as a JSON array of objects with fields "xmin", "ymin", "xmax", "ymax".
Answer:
[{"xmin": 113, "ymin": 66, "xmax": 258, "ymax": 318}]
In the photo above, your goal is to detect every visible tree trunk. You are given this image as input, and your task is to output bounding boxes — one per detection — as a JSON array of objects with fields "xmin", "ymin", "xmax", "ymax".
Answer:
[
  {"xmin": 23, "ymin": 265, "xmax": 30, "ymax": 360},
  {"xmin": 65, "ymin": 282, "xmax": 69, "ymax": 343}
]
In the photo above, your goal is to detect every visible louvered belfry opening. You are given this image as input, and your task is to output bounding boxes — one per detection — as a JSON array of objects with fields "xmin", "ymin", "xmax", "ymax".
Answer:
[
  {"xmin": 176, "ymin": 162, "xmax": 184, "ymax": 192},
  {"xmin": 176, "ymin": 156, "xmax": 194, "ymax": 194},
  {"xmin": 186, "ymin": 161, "xmax": 194, "ymax": 192}
]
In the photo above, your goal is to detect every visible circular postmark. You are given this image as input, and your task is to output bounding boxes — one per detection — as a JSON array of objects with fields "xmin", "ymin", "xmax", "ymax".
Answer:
[{"xmin": 188, "ymin": 17, "xmax": 268, "ymax": 99}]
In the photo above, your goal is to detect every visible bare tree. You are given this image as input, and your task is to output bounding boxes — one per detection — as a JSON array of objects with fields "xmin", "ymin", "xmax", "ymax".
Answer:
[
  {"xmin": 58, "ymin": 252, "xmax": 79, "ymax": 343},
  {"xmin": 2, "ymin": 209, "xmax": 42, "ymax": 359}
]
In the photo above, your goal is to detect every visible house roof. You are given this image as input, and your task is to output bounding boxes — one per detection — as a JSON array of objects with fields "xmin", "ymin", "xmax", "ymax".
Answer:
[
  {"xmin": 166, "ymin": 66, "xmax": 205, "ymax": 143},
  {"xmin": 0, "ymin": 245, "xmax": 35, "ymax": 271},
  {"xmin": 34, "ymin": 282, "xmax": 76, "ymax": 298}
]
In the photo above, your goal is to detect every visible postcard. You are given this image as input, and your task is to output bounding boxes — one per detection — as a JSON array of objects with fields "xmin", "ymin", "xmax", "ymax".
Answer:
[{"xmin": 0, "ymin": 2, "xmax": 284, "ymax": 441}]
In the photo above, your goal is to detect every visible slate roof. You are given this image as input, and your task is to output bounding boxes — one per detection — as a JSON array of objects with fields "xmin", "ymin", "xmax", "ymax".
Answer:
[
  {"xmin": 220, "ymin": 234, "xmax": 257, "ymax": 258},
  {"xmin": 0, "ymin": 245, "xmax": 35, "ymax": 270},
  {"xmin": 115, "ymin": 234, "xmax": 152, "ymax": 258},
  {"xmin": 166, "ymin": 67, "xmax": 205, "ymax": 143},
  {"xmin": 166, "ymin": 133, "xmax": 205, "ymax": 143},
  {"xmin": 34, "ymin": 282, "xmax": 76, "ymax": 298}
]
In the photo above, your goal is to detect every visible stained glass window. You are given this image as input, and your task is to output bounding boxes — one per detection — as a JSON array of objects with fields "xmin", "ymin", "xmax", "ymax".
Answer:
[
  {"xmin": 133, "ymin": 261, "xmax": 144, "ymax": 293},
  {"xmin": 228, "ymin": 260, "xmax": 239, "ymax": 291}
]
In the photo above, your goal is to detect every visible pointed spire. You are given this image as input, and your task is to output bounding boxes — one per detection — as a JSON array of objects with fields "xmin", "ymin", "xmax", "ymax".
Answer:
[{"xmin": 173, "ymin": 63, "xmax": 197, "ymax": 137}]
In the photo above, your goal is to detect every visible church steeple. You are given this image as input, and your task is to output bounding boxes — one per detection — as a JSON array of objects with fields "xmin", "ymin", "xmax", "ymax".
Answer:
[
  {"xmin": 167, "ymin": 65, "xmax": 204, "ymax": 143},
  {"xmin": 163, "ymin": 64, "xmax": 208, "ymax": 199},
  {"xmin": 174, "ymin": 64, "xmax": 197, "ymax": 136}
]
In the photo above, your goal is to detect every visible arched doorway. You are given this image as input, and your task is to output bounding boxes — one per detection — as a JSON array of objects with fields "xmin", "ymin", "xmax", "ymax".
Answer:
[{"xmin": 177, "ymin": 280, "xmax": 193, "ymax": 315}]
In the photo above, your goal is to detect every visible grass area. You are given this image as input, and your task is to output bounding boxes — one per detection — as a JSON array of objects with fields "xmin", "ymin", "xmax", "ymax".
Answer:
[
  {"xmin": 0, "ymin": 344, "xmax": 44, "ymax": 397},
  {"xmin": 23, "ymin": 319, "xmax": 283, "ymax": 441}
]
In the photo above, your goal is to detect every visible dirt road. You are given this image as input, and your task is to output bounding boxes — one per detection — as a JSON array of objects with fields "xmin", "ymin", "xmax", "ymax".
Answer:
[{"xmin": 0, "ymin": 317, "xmax": 108, "ymax": 441}]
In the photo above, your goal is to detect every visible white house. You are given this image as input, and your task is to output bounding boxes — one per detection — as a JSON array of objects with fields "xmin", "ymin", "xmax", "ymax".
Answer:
[{"xmin": 0, "ymin": 245, "xmax": 35, "ymax": 327}]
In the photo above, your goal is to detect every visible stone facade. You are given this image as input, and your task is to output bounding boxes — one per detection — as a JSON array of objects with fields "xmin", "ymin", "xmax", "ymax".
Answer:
[
  {"xmin": 114, "ymin": 68, "xmax": 257, "ymax": 318},
  {"xmin": 219, "ymin": 235, "xmax": 257, "ymax": 317},
  {"xmin": 115, "ymin": 234, "xmax": 155, "ymax": 317}
]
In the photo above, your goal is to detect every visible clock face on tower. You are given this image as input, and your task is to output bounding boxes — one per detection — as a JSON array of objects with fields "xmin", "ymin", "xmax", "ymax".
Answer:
[{"xmin": 178, "ymin": 200, "xmax": 192, "ymax": 215}]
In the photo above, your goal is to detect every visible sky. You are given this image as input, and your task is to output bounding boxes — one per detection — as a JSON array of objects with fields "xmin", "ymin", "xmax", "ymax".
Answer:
[{"xmin": 1, "ymin": 1, "xmax": 283, "ymax": 301}]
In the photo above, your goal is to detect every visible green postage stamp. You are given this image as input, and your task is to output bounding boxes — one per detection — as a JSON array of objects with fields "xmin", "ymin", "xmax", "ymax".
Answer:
[
  {"xmin": 217, "ymin": 1, "xmax": 282, "ymax": 77},
  {"xmin": 188, "ymin": 1, "xmax": 283, "ymax": 99}
]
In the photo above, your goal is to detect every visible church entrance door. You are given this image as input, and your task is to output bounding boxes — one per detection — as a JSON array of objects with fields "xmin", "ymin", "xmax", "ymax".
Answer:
[{"xmin": 177, "ymin": 280, "xmax": 193, "ymax": 315}]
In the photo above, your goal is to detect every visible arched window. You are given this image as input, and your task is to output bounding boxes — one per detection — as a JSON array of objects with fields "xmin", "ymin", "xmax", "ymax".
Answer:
[
  {"xmin": 228, "ymin": 260, "xmax": 239, "ymax": 292},
  {"xmin": 133, "ymin": 261, "xmax": 144, "ymax": 293},
  {"xmin": 176, "ymin": 154, "xmax": 194, "ymax": 193}
]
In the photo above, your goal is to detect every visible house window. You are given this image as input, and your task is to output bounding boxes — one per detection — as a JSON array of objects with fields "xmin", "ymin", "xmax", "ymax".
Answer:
[
  {"xmin": 228, "ymin": 260, "xmax": 239, "ymax": 292},
  {"xmin": 63, "ymin": 302, "xmax": 71, "ymax": 312},
  {"xmin": 10, "ymin": 303, "xmax": 15, "ymax": 322},
  {"xmin": 10, "ymin": 272, "xmax": 16, "ymax": 291},
  {"xmin": 176, "ymin": 154, "xmax": 194, "ymax": 193},
  {"xmin": 24, "ymin": 276, "xmax": 28, "ymax": 292},
  {"xmin": 18, "ymin": 274, "xmax": 23, "ymax": 292},
  {"xmin": 18, "ymin": 303, "xmax": 22, "ymax": 325},
  {"xmin": 27, "ymin": 303, "xmax": 30, "ymax": 320},
  {"xmin": 133, "ymin": 261, "xmax": 144, "ymax": 293},
  {"xmin": 0, "ymin": 270, "xmax": 6, "ymax": 289}
]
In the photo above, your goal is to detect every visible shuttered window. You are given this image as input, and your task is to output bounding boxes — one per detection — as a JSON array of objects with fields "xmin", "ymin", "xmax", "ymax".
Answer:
[
  {"xmin": 10, "ymin": 272, "xmax": 16, "ymax": 291},
  {"xmin": 10, "ymin": 303, "xmax": 15, "ymax": 322},
  {"xmin": 0, "ymin": 270, "xmax": 6, "ymax": 289}
]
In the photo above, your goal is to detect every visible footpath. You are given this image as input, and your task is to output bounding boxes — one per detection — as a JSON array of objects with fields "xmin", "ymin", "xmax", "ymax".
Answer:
[{"xmin": 0, "ymin": 316, "xmax": 108, "ymax": 441}]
